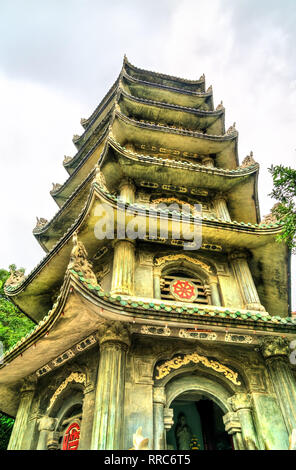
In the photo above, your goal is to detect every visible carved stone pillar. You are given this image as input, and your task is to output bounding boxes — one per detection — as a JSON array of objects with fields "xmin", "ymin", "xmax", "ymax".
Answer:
[
  {"xmin": 153, "ymin": 267, "xmax": 162, "ymax": 299},
  {"xmin": 46, "ymin": 431, "xmax": 60, "ymax": 450},
  {"xmin": 229, "ymin": 393, "xmax": 258, "ymax": 450},
  {"xmin": 36, "ymin": 416, "xmax": 57, "ymax": 450},
  {"xmin": 208, "ymin": 277, "xmax": 221, "ymax": 306},
  {"xmin": 213, "ymin": 193, "xmax": 231, "ymax": 222},
  {"xmin": 111, "ymin": 239, "xmax": 135, "ymax": 295},
  {"xmin": 260, "ymin": 337, "xmax": 296, "ymax": 435},
  {"xmin": 164, "ymin": 408, "xmax": 174, "ymax": 431},
  {"xmin": 79, "ymin": 383, "xmax": 95, "ymax": 450},
  {"xmin": 201, "ymin": 156, "xmax": 215, "ymax": 168},
  {"xmin": 91, "ymin": 322, "xmax": 130, "ymax": 450},
  {"xmin": 7, "ymin": 376, "xmax": 37, "ymax": 450},
  {"xmin": 223, "ymin": 411, "xmax": 244, "ymax": 450},
  {"xmin": 153, "ymin": 387, "xmax": 166, "ymax": 450},
  {"xmin": 230, "ymin": 251, "xmax": 265, "ymax": 311},
  {"xmin": 119, "ymin": 178, "xmax": 136, "ymax": 205}
]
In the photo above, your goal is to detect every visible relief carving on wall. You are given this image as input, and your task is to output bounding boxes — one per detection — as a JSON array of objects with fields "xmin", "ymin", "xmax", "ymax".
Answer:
[
  {"xmin": 47, "ymin": 372, "xmax": 86, "ymax": 412},
  {"xmin": 155, "ymin": 352, "xmax": 241, "ymax": 386}
]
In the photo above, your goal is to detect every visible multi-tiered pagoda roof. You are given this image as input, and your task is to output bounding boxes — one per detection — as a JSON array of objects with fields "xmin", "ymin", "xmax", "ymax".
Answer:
[{"xmin": 0, "ymin": 58, "xmax": 293, "ymax": 419}]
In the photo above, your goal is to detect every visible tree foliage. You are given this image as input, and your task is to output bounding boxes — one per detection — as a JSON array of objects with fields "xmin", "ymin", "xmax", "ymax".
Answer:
[
  {"xmin": 0, "ymin": 265, "xmax": 34, "ymax": 449},
  {"xmin": 269, "ymin": 165, "xmax": 296, "ymax": 252},
  {"xmin": 0, "ymin": 412, "xmax": 14, "ymax": 450},
  {"xmin": 0, "ymin": 266, "xmax": 34, "ymax": 350}
]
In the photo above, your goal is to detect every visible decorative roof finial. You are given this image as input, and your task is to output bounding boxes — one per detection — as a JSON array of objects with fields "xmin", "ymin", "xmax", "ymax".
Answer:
[
  {"xmin": 226, "ymin": 123, "xmax": 238, "ymax": 136},
  {"xmin": 63, "ymin": 155, "xmax": 72, "ymax": 165},
  {"xmin": 34, "ymin": 217, "xmax": 48, "ymax": 230},
  {"xmin": 206, "ymin": 85, "xmax": 212, "ymax": 93},
  {"xmin": 72, "ymin": 134, "xmax": 80, "ymax": 144},
  {"xmin": 80, "ymin": 118, "xmax": 88, "ymax": 128},
  {"xmin": 260, "ymin": 203, "xmax": 281, "ymax": 225},
  {"xmin": 68, "ymin": 232, "xmax": 98, "ymax": 286},
  {"xmin": 216, "ymin": 101, "xmax": 224, "ymax": 111},
  {"xmin": 5, "ymin": 265, "xmax": 26, "ymax": 289},
  {"xmin": 241, "ymin": 151, "xmax": 257, "ymax": 168},
  {"xmin": 200, "ymin": 73, "xmax": 205, "ymax": 81},
  {"xmin": 50, "ymin": 183, "xmax": 62, "ymax": 194},
  {"xmin": 94, "ymin": 164, "xmax": 108, "ymax": 192}
]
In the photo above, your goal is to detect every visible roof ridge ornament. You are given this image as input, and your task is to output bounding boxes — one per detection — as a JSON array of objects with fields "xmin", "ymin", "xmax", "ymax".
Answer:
[
  {"xmin": 50, "ymin": 183, "xmax": 62, "ymax": 194},
  {"xmin": 206, "ymin": 85, "xmax": 212, "ymax": 93},
  {"xmin": 5, "ymin": 265, "xmax": 26, "ymax": 289},
  {"xmin": 35, "ymin": 217, "xmax": 48, "ymax": 230},
  {"xmin": 200, "ymin": 73, "xmax": 205, "ymax": 81},
  {"xmin": 240, "ymin": 151, "xmax": 257, "ymax": 168},
  {"xmin": 216, "ymin": 100, "xmax": 224, "ymax": 111},
  {"xmin": 94, "ymin": 164, "xmax": 108, "ymax": 192},
  {"xmin": 80, "ymin": 118, "xmax": 88, "ymax": 128},
  {"xmin": 72, "ymin": 134, "xmax": 80, "ymax": 144},
  {"xmin": 63, "ymin": 155, "xmax": 72, "ymax": 165},
  {"xmin": 67, "ymin": 232, "xmax": 98, "ymax": 286},
  {"xmin": 260, "ymin": 203, "xmax": 281, "ymax": 225},
  {"xmin": 226, "ymin": 122, "xmax": 238, "ymax": 136}
]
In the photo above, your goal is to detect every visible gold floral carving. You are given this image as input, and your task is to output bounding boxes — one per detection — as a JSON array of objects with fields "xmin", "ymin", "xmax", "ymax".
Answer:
[
  {"xmin": 155, "ymin": 353, "xmax": 241, "ymax": 385},
  {"xmin": 154, "ymin": 254, "xmax": 213, "ymax": 273},
  {"xmin": 47, "ymin": 372, "xmax": 86, "ymax": 411}
]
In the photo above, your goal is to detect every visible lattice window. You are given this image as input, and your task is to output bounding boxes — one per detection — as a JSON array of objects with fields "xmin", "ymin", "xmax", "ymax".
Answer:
[{"xmin": 160, "ymin": 271, "xmax": 210, "ymax": 304}]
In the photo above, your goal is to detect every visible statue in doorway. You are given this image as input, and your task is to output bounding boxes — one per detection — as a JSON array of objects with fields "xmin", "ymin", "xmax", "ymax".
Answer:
[{"xmin": 175, "ymin": 413, "xmax": 193, "ymax": 450}]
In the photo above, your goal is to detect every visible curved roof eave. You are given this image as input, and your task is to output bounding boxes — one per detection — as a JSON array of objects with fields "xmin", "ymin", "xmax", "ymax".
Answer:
[
  {"xmin": 123, "ymin": 55, "xmax": 205, "ymax": 89},
  {"xmin": 34, "ymin": 137, "xmax": 260, "ymax": 250},
  {"xmin": 5, "ymin": 182, "xmax": 285, "ymax": 320}
]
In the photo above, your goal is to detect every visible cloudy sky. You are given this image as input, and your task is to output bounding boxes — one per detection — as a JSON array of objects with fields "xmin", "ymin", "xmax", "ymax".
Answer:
[{"xmin": 0, "ymin": 0, "xmax": 295, "ymax": 308}]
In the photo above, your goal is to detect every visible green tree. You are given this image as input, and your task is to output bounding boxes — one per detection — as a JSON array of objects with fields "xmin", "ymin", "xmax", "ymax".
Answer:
[
  {"xmin": 0, "ymin": 266, "xmax": 34, "ymax": 350},
  {"xmin": 269, "ymin": 165, "xmax": 296, "ymax": 252},
  {"xmin": 0, "ymin": 265, "xmax": 34, "ymax": 449}
]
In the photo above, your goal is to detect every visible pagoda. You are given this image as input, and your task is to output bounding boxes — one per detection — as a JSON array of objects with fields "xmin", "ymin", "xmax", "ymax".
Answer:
[{"xmin": 1, "ymin": 57, "xmax": 296, "ymax": 450}]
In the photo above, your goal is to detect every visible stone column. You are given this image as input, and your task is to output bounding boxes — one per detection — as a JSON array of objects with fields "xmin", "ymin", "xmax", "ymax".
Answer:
[
  {"xmin": 7, "ymin": 376, "xmax": 37, "ymax": 450},
  {"xmin": 36, "ymin": 416, "xmax": 57, "ymax": 450},
  {"xmin": 208, "ymin": 277, "xmax": 221, "ymax": 306},
  {"xmin": 260, "ymin": 337, "xmax": 296, "ymax": 435},
  {"xmin": 201, "ymin": 156, "xmax": 215, "ymax": 168},
  {"xmin": 91, "ymin": 322, "xmax": 131, "ymax": 450},
  {"xmin": 223, "ymin": 411, "xmax": 244, "ymax": 450},
  {"xmin": 230, "ymin": 251, "xmax": 265, "ymax": 311},
  {"xmin": 153, "ymin": 387, "xmax": 166, "ymax": 450},
  {"xmin": 119, "ymin": 178, "xmax": 136, "ymax": 205},
  {"xmin": 111, "ymin": 239, "xmax": 136, "ymax": 295},
  {"xmin": 229, "ymin": 393, "xmax": 258, "ymax": 450},
  {"xmin": 153, "ymin": 267, "xmax": 162, "ymax": 299},
  {"xmin": 79, "ymin": 383, "xmax": 96, "ymax": 450},
  {"xmin": 213, "ymin": 193, "xmax": 231, "ymax": 222},
  {"xmin": 163, "ymin": 408, "xmax": 174, "ymax": 449},
  {"xmin": 46, "ymin": 431, "xmax": 60, "ymax": 450}
]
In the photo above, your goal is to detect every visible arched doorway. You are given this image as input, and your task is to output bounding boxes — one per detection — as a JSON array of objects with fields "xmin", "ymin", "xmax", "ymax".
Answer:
[{"xmin": 166, "ymin": 391, "xmax": 233, "ymax": 450}]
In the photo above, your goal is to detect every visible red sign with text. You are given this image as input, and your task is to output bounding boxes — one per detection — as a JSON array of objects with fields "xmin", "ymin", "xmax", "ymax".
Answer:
[{"xmin": 62, "ymin": 422, "xmax": 80, "ymax": 450}]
